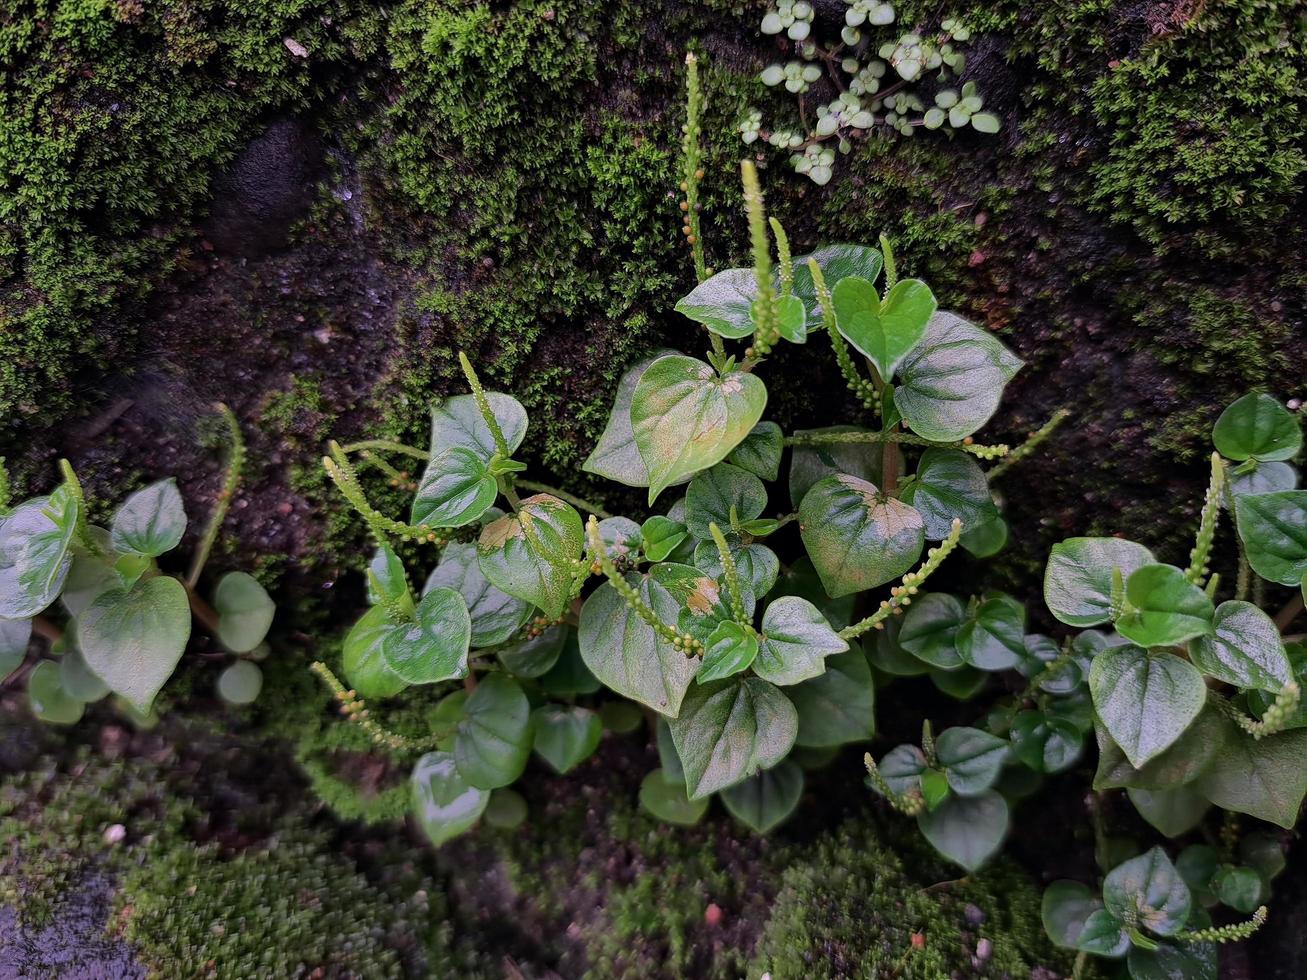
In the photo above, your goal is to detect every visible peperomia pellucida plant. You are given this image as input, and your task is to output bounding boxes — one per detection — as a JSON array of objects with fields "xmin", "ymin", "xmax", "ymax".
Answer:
[
  {"xmin": 1026, "ymin": 391, "xmax": 1306, "ymax": 977},
  {"xmin": 0, "ymin": 404, "xmax": 276, "ymax": 724},
  {"xmin": 742, "ymin": 2, "xmax": 997, "ymax": 184},
  {"xmin": 311, "ymin": 51, "xmax": 1060, "ymax": 847}
]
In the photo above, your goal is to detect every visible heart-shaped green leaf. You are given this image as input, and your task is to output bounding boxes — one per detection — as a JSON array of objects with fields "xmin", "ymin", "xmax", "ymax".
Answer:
[
  {"xmin": 381, "ymin": 586, "xmax": 470, "ymax": 685},
  {"xmin": 426, "ymin": 542, "xmax": 530, "ymax": 648},
  {"xmin": 342, "ymin": 604, "xmax": 407, "ymax": 699},
  {"xmin": 531, "ymin": 704, "xmax": 602, "ymax": 773},
  {"xmin": 833, "ymin": 277, "xmax": 936, "ymax": 383},
  {"xmin": 1195, "ymin": 725, "xmax": 1307, "ymax": 828},
  {"xmin": 1075, "ymin": 910, "xmax": 1132, "ymax": 957},
  {"xmin": 1234, "ymin": 491, "xmax": 1307, "ymax": 586},
  {"xmin": 670, "ymin": 676, "xmax": 798, "ymax": 799},
  {"xmin": 216, "ymin": 660, "xmax": 263, "ymax": 706},
  {"xmin": 583, "ymin": 355, "xmax": 663, "ymax": 487},
  {"xmin": 1044, "ymin": 537, "xmax": 1156, "ymax": 627},
  {"xmin": 876, "ymin": 743, "xmax": 928, "ymax": 797},
  {"xmin": 454, "ymin": 674, "xmax": 533, "ymax": 789},
  {"xmin": 1092, "ymin": 707, "xmax": 1226, "ymax": 792},
  {"xmin": 728, "ymin": 421, "xmax": 784, "ymax": 481},
  {"xmin": 769, "ymin": 556, "xmax": 856, "ymax": 632},
  {"xmin": 477, "ymin": 494, "xmax": 583, "ymax": 619},
  {"xmin": 791, "ymin": 243, "xmax": 884, "ymax": 328},
  {"xmin": 28, "ymin": 660, "xmax": 85, "ymax": 725},
  {"xmin": 692, "ymin": 537, "xmax": 779, "ymax": 597},
  {"xmin": 631, "ymin": 354, "xmax": 767, "ymax": 504},
  {"xmin": 773, "ymin": 293, "xmax": 808, "ymax": 343},
  {"xmin": 753, "ymin": 595, "xmax": 847, "ymax": 686},
  {"xmin": 1213, "ymin": 393, "xmax": 1301, "ymax": 462},
  {"xmin": 697, "ymin": 620, "xmax": 759, "ymax": 683},
  {"xmin": 720, "ymin": 758, "xmax": 804, "ymax": 833},
  {"xmin": 1230, "ymin": 460, "xmax": 1297, "ymax": 497},
  {"xmin": 111, "ymin": 479, "xmax": 186, "ymax": 557},
  {"xmin": 0, "ymin": 491, "xmax": 79, "ymax": 619},
  {"xmin": 799, "ymin": 474, "xmax": 924, "ymax": 598},
  {"xmin": 956, "ymin": 594, "xmax": 1025, "ymax": 670},
  {"xmin": 1127, "ymin": 942, "xmax": 1217, "ymax": 980},
  {"xmin": 429, "ymin": 392, "xmax": 527, "ymax": 460},
  {"xmin": 1115, "ymin": 564, "xmax": 1214, "ymax": 647},
  {"xmin": 788, "ymin": 425, "xmax": 885, "ymax": 509},
  {"xmin": 1190, "ymin": 600, "xmax": 1291, "ymax": 692},
  {"xmin": 537, "ymin": 630, "xmax": 600, "ymax": 697},
  {"xmin": 894, "ymin": 312, "xmax": 1022, "ymax": 441},
  {"xmin": 411, "ymin": 751, "xmax": 490, "ymax": 847},
  {"xmin": 498, "ymin": 623, "xmax": 566, "ymax": 677},
  {"xmin": 367, "ymin": 545, "xmax": 410, "ymax": 607},
  {"xmin": 1010, "ymin": 711, "xmax": 1083, "ymax": 774},
  {"xmin": 1104, "ymin": 846, "xmax": 1191, "ymax": 937},
  {"xmin": 0, "ymin": 617, "xmax": 31, "ymax": 680},
  {"xmin": 79, "ymin": 575, "xmax": 191, "ymax": 713},
  {"xmin": 578, "ymin": 563, "xmax": 703, "ymax": 716},
  {"xmin": 640, "ymin": 515, "xmax": 689, "ymax": 562},
  {"xmin": 901, "ymin": 448, "xmax": 997, "ymax": 541},
  {"xmin": 1211, "ymin": 865, "xmax": 1266, "ymax": 914},
  {"xmin": 936, "ymin": 726, "xmax": 1009, "ymax": 795},
  {"xmin": 1127, "ymin": 785, "xmax": 1210, "ymax": 838},
  {"xmin": 685, "ymin": 463, "xmax": 767, "ymax": 540},
  {"xmin": 899, "ymin": 593, "xmax": 966, "ymax": 669},
  {"xmin": 213, "ymin": 571, "xmax": 275, "ymax": 653},
  {"xmin": 918, "ymin": 790, "xmax": 1009, "ymax": 871},
  {"xmin": 786, "ymin": 646, "xmax": 874, "ymax": 747},
  {"xmin": 1090, "ymin": 646, "xmax": 1206, "ymax": 769},
  {"xmin": 411, "ymin": 446, "xmax": 498, "ymax": 528},
  {"xmin": 674, "ymin": 267, "xmax": 758, "ymax": 338},
  {"xmin": 639, "ymin": 767, "xmax": 709, "ymax": 826},
  {"xmin": 1042, "ymin": 880, "xmax": 1113, "ymax": 953}
]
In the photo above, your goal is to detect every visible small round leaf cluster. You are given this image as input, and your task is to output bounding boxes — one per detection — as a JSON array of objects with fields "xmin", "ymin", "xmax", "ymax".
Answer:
[
  {"xmin": 760, "ymin": 0, "xmax": 815, "ymax": 42},
  {"xmin": 738, "ymin": 108, "xmax": 763, "ymax": 144},
  {"xmin": 845, "ymin": 0, "xmax": 896, "ymax": 28},
  {"xmin": 923, "ymin": 82, "xmax": 999, "ymax": 133},
  {"xmin": 760, "ymin": 60, "xmax": 823, "ymax": 94},
  {"xmin": 816, "ymin": 93, "xmax": 876, "ymax": 137},
  {"xmin": 792, "ymin": 144, "xmax": 836, "ymax": 185}
]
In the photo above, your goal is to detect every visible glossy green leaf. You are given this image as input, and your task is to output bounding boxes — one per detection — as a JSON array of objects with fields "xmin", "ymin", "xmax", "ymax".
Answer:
[
  {"xmin": 769, "ymin": 556, "xmax": 856, "ymax": 632},
  {"xmin": 1239, "ymin": 832, "xmax": 1286, "ymax": 882},
  {"xmin": 866, "ymin": 617, "xmax": 930, "ymax": 676},
  {"xmin": 111, "ymin": 479, "xmax": 186, "ymax": 557},
  {"xmin": 79, "ymin": 575, "xmax": 190, "ymax": 713},
  {"xmin": 1115, "ymin": 564, "xmax": 1214, "ymax": 647},
  {"xmin": 1195, "ymin": 726, "xmax": 1307, "ymax": 828},
  {"xmin": 454, "ymin": 674, "xmax": 533, "ymax": 790},
  {"xmin": 956, "ymin": 594, "xmax": 1025, "ymax": 671},
  {"xmin": 753, "ymin": 596, "xmax": 847, "ymax": 686},
  {"xmin": 583, "ymin": 355, "xmax": 662, "ymax": 487},
  {"xmin": 367, "ymin": 545, "xmax": 410, "ymax": 607},
  {"xmin": 537, "ymin": 630, "xmax": 601, "ymax": 697},
  {"xmin": 342, "ymin": 605, "xmax": 407, "ymax": 699},
  {"xmin": 1044, "ymin": 537, "xmax": 1155, "ymax": 627},
  {"xmin": 901, "ymin": 448, "xmax": 996, "ymax": 541},
  {"xmin": 936, "ymin": 726, "xmax": 1009, "ymax": 795},
  {"xmin": 670, "ymin": 676, "xmax": 798, "ymax": 799},
  {"xmin": 959, "ymin": 513, "xmax": 1008, "ymax": 558},
  {"xmin": 1017, "ymin": 633, "xmax": 1083, "ymax": 695},
  {"xmin": 728, "ymin": 421, "xmax": 784, "ymax": 481},
  {"xmin": 532, "ymin": 704, "xmax": 602, "ymax": 773},
  {"xmin": 899, "ymin": 593, "xmax": 966, "ymax": 669},
  {"xmin": 498, "ymin": 622, "xmax": 566, "ymax": 677},
  {"xmin": 656, "ymin": 717, "xmax": 684, "ymax": 782},
  {"xmin": 1103, "ymin": 846, "xmax": 1191, "ymax": 937},
  {"xmin": 426, "ymin": 542, "xmax": 530, "ymax": 648},
  {"xmin": 477, "ymin": 494, "xmax": 583, "ymax": 619},
  {"xmin": 0, "ymin": 492, "xmax": 79, "ymax": 619},
  {"xmin": 773, "ymin": 293, "xmax": 808, "ymax": 344},
  {"xmin": 721, "ymin": 759, "xmax": 804, "ymax": 833},
  {"xmin": 894, "ymin": 312, "xmax": 1022, "ymax": 442},
  {"xmin": 673, "ymin": 267, "xmax": 757, "ymax": 338},
  {"xmin": 877, "ymin": 744, "xmax": 927, "ymax": 797},
  {"xmin": 578, "ymin": 564, "xmax": 703, "ymax": 716},
  {"xmin": 212, "ymin": 571, "xmax": 275, "ymax": 653},
  {"xmin": 429, "ymin": 392, "xmax": 527, "ymax": 460},
  {"xmin": 791, "ymin": 243, "xmax": 883, "ymax": 328},
  {"xmin": 28, "ymin": 660, "xmax": 84, "ymax": 725},
  {"xmin": 1042, "ymin": 881, "xmax": 1116, "ymax": 954},
  {"xmin": 1092, "ymin": 708, "xmax": 1225, "ymax": 792},
  {"xmin": 411, "ymin": 447, "xmax": 497, "ymax": 528},
  {"xmin": 786, "ymin": 646, "xmax": 874, "ymax": 747},
  {"xmin": 1010, "ymin": 711, "xmax": 1082, "ymax": 774},
  {"xmin": 596, "ymin": 517, "xmax": 642, "ymax": 563},
  {"xmin": 1075, "ymin": 909, "xmax": 1132, "ymax": 957},
  {"xmin": 697, "ymin": 620, "xmax": 759, "ymax": 683},
  {"xmin": 1090, "ymin": 647, "xmax": 1206, "ymax": 769},
  {"xmin": 1230, "ymin": 460, "xmax": 1297, "ymax": 497},
  {"xmin": 217, "ymin": 660, "xmax": 263, "ymax": 705},
  {"xmin": 799, "ymin": 474, "xmax": 923, "ymax": 598},
  {"xmin": 60, "ymin": 531, "xmax": 121, "ymax": 618},
  {"xmin": 640, "ymin": 516, "xmax": 689, "ymax": 562},
  {"xmin": 639, "ymin": 767, "xmax": 709, "ymax": 825},
  {"xmin": 1190, "ymin": 600, "xmax": 1290, "ymax": 692},
  {"xmin": 1126, "ymin": 942, "xmax": 1217, "ymax": 980},
  {"xmin": 1212, "ymin": 393, "xmax": 1301, "ymax": 462},
  {"xmin": 1234, "ymin": 491, "xmax": 1307, "ymax": 586},
  {"xmin": 1211, "ymin": 865, "xmax": 1265, "ymax": 914},
  {"xmin": 1, "ymin": 617, "xmax": 31, "ymax": 680},
  {"xmin": 381, "ymin": 587, "xmax": 470, "ymax": 685},
  {"xmin": 787, "ymin": 426, "xmax": 884, "ymax": 509},
  {"xmin": 411, "ymin": 751, "xmax": 490, "ymax": 847},
  {"xmin": 831, "ymin": 276, "xmax": 935, "ymax": 382},
  {"xmin": 692, "ymin": 538, "xmax": 779, "ymax": 598},
  {"xmin": 58, "ymin": 642, "xmax": 109, "ymax": 702},
  {"xmin": 932, "ymin": 665, "xmax": 988, "ymax": 700},
  {"xmin": 685, "ymin": 463, "xmax": 766, "ymax": 540},
  {"xmin": 918, "ymin": 790, "xmax": 1008, "ymax": 871},
  {"xmin": 631, "ymin": 354, "xmax": 767, "ymax": 504},
  {"xmin": 1127, "ymin": 785, "xmax": 1210, "ymax": 838}
]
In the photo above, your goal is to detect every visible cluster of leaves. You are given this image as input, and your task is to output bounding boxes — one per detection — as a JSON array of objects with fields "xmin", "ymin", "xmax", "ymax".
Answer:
[
  {"xmin": 741, "ymin": 5, "xmax": 996, "ymax": 184},
  {"xmin": 318, "ymin": 140, "xmax": 1040, "ymax": 844},
  {"xmin": 0, "ymin": 406, "xmax": 273, "ymax": 723},
  {"xmin": 1028, "ymin": 391, "xmax": 1305, "ymax": 972}
]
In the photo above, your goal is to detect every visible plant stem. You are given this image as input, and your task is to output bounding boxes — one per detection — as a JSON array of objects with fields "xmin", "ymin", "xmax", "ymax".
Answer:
[
  {"xmin": 184, "ymin": 583, "xmax": 222, "ymax": 634},
  {"xmin": 681, "ymin": 51, "xmax": 709, "ymax": 286},
  {"xmin": 340, "ymin": 439, "xmax": 430, "ymax": 461},
  {"xmin": 840, "ymin": 520, "xmax": 963, "ymax": 640},
  {"xmin": 515, "ymin": 480, "xmax": 612, "ymax": 518},
  {"xmin": 785, "ymin": 429, "xmax": 1009, "ymax": 460},
  {"xmin": 458, "ymin": 352, "xmax": 511, "ymax": 458},
  {"xmin": 187, "ymin": 403, "xmax": 245, "ymax": 588},
  {"xmin": 1274, "ymin": 593, "xmax": 1304, "ymax": 632},
  {"xmin": 985, "ymin": 408, "xmax": 1070, "ymax": 481}
]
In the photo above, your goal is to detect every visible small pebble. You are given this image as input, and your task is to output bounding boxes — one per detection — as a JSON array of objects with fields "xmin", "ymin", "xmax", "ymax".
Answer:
[
  {"xmin": 104, "ymin": 824, "xmax": 126, "ymax": 845},
  {"xmin": 964, "ymin": 903, "xmax": 986, "ymax": 926},
  {"xmin": 704, "ymin": 903, "xmax": 722, "ymax": 927},
  {"xmin": 976, "ymin": 937, "xmax": 993, "ymax": 963}
]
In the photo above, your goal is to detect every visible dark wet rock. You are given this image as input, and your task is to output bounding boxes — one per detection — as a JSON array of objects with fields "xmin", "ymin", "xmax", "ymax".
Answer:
[
  {"xmin": 0, "ymin": 872, "xmax": 144, "ymax": 979},
  {"xmin": 203, "ymin": 119, "xmax": 324, "ymax": 257}
]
